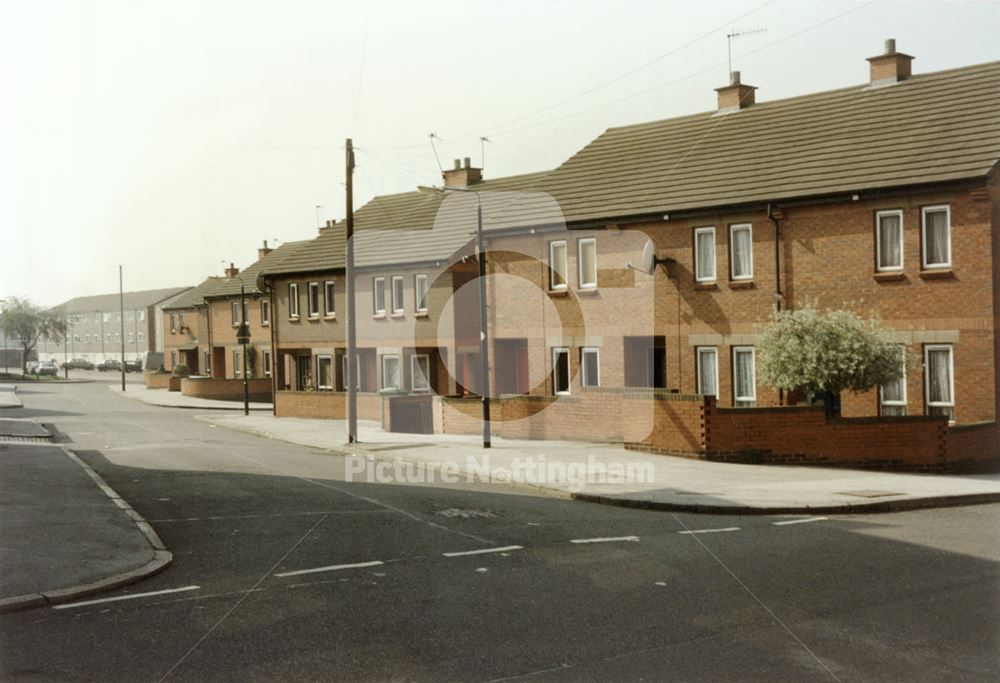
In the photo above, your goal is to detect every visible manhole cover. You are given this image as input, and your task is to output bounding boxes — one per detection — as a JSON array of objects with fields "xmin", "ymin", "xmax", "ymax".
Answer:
[
  {"xmin": 435, "ymin": 508, "xmax": 496, "ymax": 519},
  {"xmin": 835, "ymin": 490, "xmax": 904, "ymax": 499}
]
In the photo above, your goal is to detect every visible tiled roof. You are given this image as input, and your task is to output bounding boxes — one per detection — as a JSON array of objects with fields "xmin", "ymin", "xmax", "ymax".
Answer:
[
  {"xmin": 161, "ymin": 278, "xmax": 225, "ymax": 310},
  {"xmin": 55, "ymin": 287, "xmax": 191, "ymax": 313},
  {"xmin": 207, "ymin": 247, "xmax": 290, "ymax": 299},
  {"xmin": 541, "ymin": 60, "xmax": 1000, "ymax": 224}
]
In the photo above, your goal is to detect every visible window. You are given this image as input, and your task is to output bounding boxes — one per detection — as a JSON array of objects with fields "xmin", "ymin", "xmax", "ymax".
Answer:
[
  {"xmin": 922, "ymin": 205, "xmax": 951, "ymax": 269},
  {"xmin": 169, "ymin": 314, "xmax": 177, "ymax": 332},
  {"xmin": 876, "ymin": 210, "xmax": 904, "ymax": 272},
  {"xmin": 170, "ymin": 351, "xmax": 177, "ymax": 367},
  {"xmin": 552, "ymin": 347, "xmax": 570, "ymax": 395},
  {"xmin": 308, "ymin": 282, "xmax": 320, "ymax": 317},
  {"xmin": 73, "ymin": 334, "xmax": 80, "ymax": 343},
  {"xmin": 925, "ymin": 344, "xmax": 954, "ymax": 421},
  {"xmin": 411, "ymin": 354, "xmax": 431, "ymax": 392},
  {"xmin": 324, "ymin": 281, "xmax": 335, "ymax": 316},
  {"xmin": 261, "ymin": 298, "xmax": 270, "ymax": 325},
  {"xmin": 128, "ymin": 332, "xmax": 134, "ymax": 343},
  {"xmin": 415, "ymin": 274, "xmax": 429, "ymax": 313},
  {"xmin": 880, "ymin": 345, "xmax": 907, "ymax": 416},
  {"xmin": 103, "ymin": 313, "xmax": 111, "ymax": 323},
  {"xmin": 342, "ymin": 353, "xmax": 361, "ymax": 390},
  {"xmin": 391, "ymin": 276, "xmax": 404, "ymax": 314},
  {"xmin": 581, "ymin": 347, "xmax": 600, "ymax": 387},
  {"xmin": 697, "ymin": 347, "xmax": 719, "ymax": 396},
  {"xmin": 231, "ymin": 301, "xmax": 240, "ymax": 325},
  {"xmin": 115, "ymin": 332, "xmax": 120, "ymax": 343},
  {"xmin": 234, "ymin": 350, "xmax": 241, "ymax": 377},
  {"xmin": 262, "ymin": 350, "xmax": 271, "ymax": 378},
  {"xmin": 373, "ymin": 277, "xmax": 386, "ymax": 315},
  {"xmin": 288, "ymin": 283, "xmax": 300, "ymax": 318},
  {"xmin": 138, "ymin": 311, "xmax": 145, "ymax": 322},
  {"xmin": 106, "ymin": 333, "xmax": 112, "ymax": 343},
  {"xmin": 138, "ymin": 332, "xmax": 144, "ymax": 343},
  {"xmin": 204, "ymin": 351, "xmax": 211, "ymax": 374},
  {"xmin": 85, "ymin": 334, "xmax": 90, "ymax": 344},
  {"xmin": 549, "ymin": 240, "xmax": 568, "ymax": 290},
  {"xmin": 126, "ymin": 311, "xmax": 134, "ymax": 322},
  {"xmin": 316, "ymin": 355, "xmax": 333, "ymax": 390},
  {"xmin": 732, "ymin": 346, "xmax": 756, "ymax": 406},
  {"xmin": 578, "ymin": 238, "xmax": 597, "ymax": 289},
  {"xmin": 694, "ymin": 227, "xmax": 717, "ymax": 282},
  {"xmin": 381, "ymin": 355, "xmax": 401, "ymax": 390},
  {"xmin": 730, "ymin": 224, "xmax": 753, "ymax": 280}
]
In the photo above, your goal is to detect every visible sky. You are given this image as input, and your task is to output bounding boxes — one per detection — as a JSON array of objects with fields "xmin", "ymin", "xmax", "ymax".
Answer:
[{"xmin": 2, "ymin": 0, "xmax": 998, "ymax": 306}]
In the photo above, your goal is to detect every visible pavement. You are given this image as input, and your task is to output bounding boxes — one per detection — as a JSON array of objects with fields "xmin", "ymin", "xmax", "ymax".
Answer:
[
  {"xmin": 0, "ymin": 384, "xmax": 21, "ymax": 409},
  {"xmin": 198, "ymin": 412, "xmax": 1000, "ymax": 514},
  {"xmin": 108, "ymin": 383, "xmax": 272, "ymax": 411},
  {"xmin": 0, "ymin": 436, "xmax": 171, "ymax": 613}
]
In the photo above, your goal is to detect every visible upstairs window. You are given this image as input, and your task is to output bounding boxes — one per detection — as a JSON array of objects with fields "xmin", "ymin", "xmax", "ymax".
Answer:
[
  {"xmin": 324, "ymin": 281, "xmax": 335, "ymax": 316},
  {"xmin": 578, "ymin": 238, "xmax": 597, "ymax": 289},
  {"xmin": 549, "ymin": 240, "xmax": 568, "ymax": 290},
  {"xmin": 231, "ymin": 301, "xmax": 240, "ymax": 325},
  {"xmin": 308, "ymin": 282, "xmax": 320, "ymax": 318},
  {"xmin": 391, "ymin": 276, "xmax": 404, "ymax": 314},
  {"xmin": 876, "ymin": 210, "xmax": 904, "ymax": 272},
  {"xmin": 373, "ymin": 277, "xmax": 386, "ymax": 315},
  {"xmin": 922, "ymin": 205, "xmax": 951, "ymax": 269},
  {"xmin": 288, "ymin": 283, "xmax": 300, "ymax": 318},
  {"xmin": 925, "ymin": 344, "xmax": 954, "ymax": 422},
  {"xmin": 415, "ymin": 274, "xmax": 429, "ymax": 313},
  {"xmin": 169, "ymin": 313, "xmax": 177, "ymax": 332},
  {"xmin": 880, "ymin": 345, "xmax": 907, "ymax": 416},
  {"xmin": 730, "ymin": 224, "xmax": 753, "ymax": 280},
  {"xmin": 694, "ymin": 227, "xmax": 716, "ymax": 282},
  {"xmin": 260, "ymin": 298, "xmax": 270, "ymax": 326}
]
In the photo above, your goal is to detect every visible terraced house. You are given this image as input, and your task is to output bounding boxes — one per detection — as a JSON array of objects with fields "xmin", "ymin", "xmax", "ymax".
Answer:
[{"xmin": 162, "ymin": 277, "xmax": 223, "ymax": 374}]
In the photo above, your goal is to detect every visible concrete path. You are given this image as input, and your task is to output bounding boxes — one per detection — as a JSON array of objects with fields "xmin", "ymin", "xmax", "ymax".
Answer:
[
  {"xmin": 108, "ymin": 384, "xmax": 272, "ymax": 411},
  {"xmin": 198, "ymin": 413, "xmax": 1000, "ymax": 514},
  {"xmin": 0, "ymin": 389, "xmax": 21, "ymax": 409},
  {"xmin": 0, "ymin": 442, "xmax": 171, "ymax": 613}
]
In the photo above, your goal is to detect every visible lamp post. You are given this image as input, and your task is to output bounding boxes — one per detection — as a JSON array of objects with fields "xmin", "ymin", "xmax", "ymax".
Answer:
[
  {"xmin": 236, "ymin": 283, "xmax": 251, "ymax": 416},
  {"xmin": 418, "ymin": 185, "xmax": 491, "ymax": 448}
]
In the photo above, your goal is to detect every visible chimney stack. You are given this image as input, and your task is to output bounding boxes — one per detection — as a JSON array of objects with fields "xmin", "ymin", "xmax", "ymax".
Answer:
[
  {"xmin": 866, "ymin": 38, "xmax": 913, "ymax": 87},
  {"xmin": 257, "ymin": 240, "xmax": 273, "ymax": 260},
  {"xmin": 442, "ymin": 157, "xmax": 483, "ymax": 188},
  {"xmin": 715, "ymin": 71, "xmax": 757, "ymax": 114},
  {"xmin": 225, "ymin": 262, "xmax": 239, "ymax": 278}
]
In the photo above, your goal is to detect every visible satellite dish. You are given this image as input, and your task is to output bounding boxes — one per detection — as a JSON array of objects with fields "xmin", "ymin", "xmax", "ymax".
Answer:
[
  {"xmin": 627, "ymin": 239, "xmax": 672, "ymax": 275},
  {"xmin": 255, "ymin": 273, "xmax": 270, "ymax": 293}
]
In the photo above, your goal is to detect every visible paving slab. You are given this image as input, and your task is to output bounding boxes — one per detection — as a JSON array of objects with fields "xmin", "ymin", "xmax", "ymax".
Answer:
[
  {"xmin": 198, "ymin": 413, "xmax": 1000, "ymax": 514},
  {"xmin": 0, "ymin": 392, "xmax": 22, "ymax": 409},
  {"xmin": 107, "ymin": 384, "xmax": 272, "ymax": 411}
]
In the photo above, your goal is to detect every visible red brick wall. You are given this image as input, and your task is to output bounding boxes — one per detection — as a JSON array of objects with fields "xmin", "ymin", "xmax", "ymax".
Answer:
[
  {"xmin": 275, "ymin": 391, "xmax": 345, "ymax": 419},
  {"xmin": 143, "ymin": 371, "xmax": 171, "ymax": 389},
  {"xmin": 181, "ymin": 377, "xmax": 273, "ymax": 402},
  {"xmin": 625, "ymin": 392, "xmax": 706, "ymax": 455},
  {"xmin": 943, "ymin": 421, "xmax": 1000, "ymax": 472}
]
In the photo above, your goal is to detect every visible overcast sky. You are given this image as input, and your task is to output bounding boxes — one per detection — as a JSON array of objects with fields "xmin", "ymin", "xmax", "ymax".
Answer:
[{"xmin": 2, "ymin": 0, "xmax": 997, "ymax": 306}]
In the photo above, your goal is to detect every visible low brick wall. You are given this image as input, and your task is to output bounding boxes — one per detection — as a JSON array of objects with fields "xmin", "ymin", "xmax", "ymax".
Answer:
[
  {"xmin": 168, "ymin": 376, "xmax": 183, "ymax": 392},
  {"xmin": 943, "ymin": 421, "xmax": 1000, "ymax": 472},
  {"xmin": 624, "ymin": 392, "xmax": 706, "ymax": 455},
  {"xmin": 181, "ymin": 377, "xmax": 272, "ymax": 403},
  {"xmin": 144, "ymin": 371, "xmax": 171, "ymax": 390},
  {"xmin": 275, "ymin": 391, "xmax": 381, "ymax": 421}
]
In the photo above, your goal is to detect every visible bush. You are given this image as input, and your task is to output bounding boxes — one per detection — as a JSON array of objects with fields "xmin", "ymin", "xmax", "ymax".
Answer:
[{"xmin": 172, "ymin": 363, "xmax": 190, "ymax": 378}]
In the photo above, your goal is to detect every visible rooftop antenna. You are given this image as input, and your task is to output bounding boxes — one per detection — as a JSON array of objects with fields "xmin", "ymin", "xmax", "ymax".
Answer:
[
  {"xmin": 480, "ymin": 136, "xmax": 491, "ymax": 169},
  {"xmin": 428, "ymin": 133, "xmax": 443, "ymax": 173},
  {"xmin": 726, "ymin": 27, "xmax": 767, "ymax": 77}
]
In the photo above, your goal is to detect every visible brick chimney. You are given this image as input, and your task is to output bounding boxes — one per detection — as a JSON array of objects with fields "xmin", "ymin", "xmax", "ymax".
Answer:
[
  {"xmin": 257, "ymin": 240, "xmax": 273, "ymax": 260},
  {"xmin": 225, "ymin": 262, "xmax": 239, "ymax": 278},
  {"xmin": 442, "ymin": 157, "xmax": 482, "ymax": 188},
  {"xmin": 715, "ymin": 71, "xmax": 756, "ymax": 114},
  {"xmin": 867, "ymin": 39, "xmax": 913, "ymax": 87}
]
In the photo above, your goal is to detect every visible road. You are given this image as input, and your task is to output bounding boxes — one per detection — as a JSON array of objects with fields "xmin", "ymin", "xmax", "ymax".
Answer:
[{"xmin": 1, "ymin": 381, "xmax": 998, "ymax": 681}]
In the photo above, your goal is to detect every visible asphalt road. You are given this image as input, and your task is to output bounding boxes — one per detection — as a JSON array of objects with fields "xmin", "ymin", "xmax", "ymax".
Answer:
[{"xmin": 1, "ymin": 382, "xmax": 998, "ymax": 681}]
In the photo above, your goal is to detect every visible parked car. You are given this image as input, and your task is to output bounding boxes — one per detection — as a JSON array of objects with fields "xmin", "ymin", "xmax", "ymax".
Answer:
[
  {"xmin": 62, "ymin": 358, "xmax": 94, "ymax": 370},
  {"xmin": 35, "ymin": 361, "xmax": 59, "ymax": 376},
  {"xmin": 97, "ymin": 359, "xmax": 121, "ymax": 372},
  {"xmin": 124, "ymin": 359, "xmax": 142, "ymax": 373},
  {"xmin": 24, "ymin": 360, "xmax": 40, "ymax": 375}
]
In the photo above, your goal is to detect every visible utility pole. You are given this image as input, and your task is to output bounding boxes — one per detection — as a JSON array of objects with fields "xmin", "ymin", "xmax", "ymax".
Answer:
[
  {"xmin": 238, "ymin": 284, "xmax": 250, "ymax": 416},
  {"xmin": 345, "ymin": 138, "xmax": 358, "ymax": 444},
  {"xmin": 119, "ymin": 265, "xmax": 126, "ymax": 391}
]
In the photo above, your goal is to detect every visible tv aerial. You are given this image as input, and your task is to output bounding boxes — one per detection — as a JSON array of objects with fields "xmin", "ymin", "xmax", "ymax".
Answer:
[{"xmin": 727, "ymin": 27, "xmax": 767, "ymax": 77}]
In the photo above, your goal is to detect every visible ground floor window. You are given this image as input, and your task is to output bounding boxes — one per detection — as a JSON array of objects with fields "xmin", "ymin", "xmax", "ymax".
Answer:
[
  {"xmin": 170, "ymin": 351, "xmax": 177, "ymax": 368},
  {"xmin": 263, "ymin": 350, "xmax": 271, "ymax": 378},
  {"xmin": 316, "ymin": 355, "xmax": 333, "ymax": 390},
  {"xmin": 925, "ymin": 344, "xmax": 954, "ymax": 422},
  {"xmin": 732, "ymin": 346, "xmax": 756, "ymax": 407},
  {"xmin": 204, "ymin": 351, "xmax": 211, "ymax": 374},
  {"xmin": 880, "ymin": 345, "xmax": 907, "ymax": 416},
  {"xmin": 382, "ymin": 354, "xmax": 401, "ymax": 390},
  {"xmin": 340, "ymin": 353, "xmax": 361, "ymax": 391},
  {"xmin": 581, "ymin": 347, "xmax": 600, "ymax": 387},
  {"xmin": 296, "ymin": 355, "xmax": 311, "ymax": 390},
  {"xmin": 697, "ymin": 346, "xmax": 718, "ymax": 397},
  {"xmin": 411, "ymin": 354, "xmax": 430, "ymax": 392},
  {"xmin": 233, "ymin": 350, "xmax": 241, "ymax": 377},
  {"xmin": 552, "ymin": 347, "xmax": 570, "ymax": 395}
]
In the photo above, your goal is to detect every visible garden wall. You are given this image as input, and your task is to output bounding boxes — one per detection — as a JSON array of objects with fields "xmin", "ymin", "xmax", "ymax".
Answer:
[{"xmin": 181, "ymin": 377, "xmax": 272, "ymax": 403}]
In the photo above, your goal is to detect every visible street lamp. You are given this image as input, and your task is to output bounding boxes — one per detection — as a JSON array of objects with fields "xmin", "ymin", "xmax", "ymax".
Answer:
[
  {"xmin": 233, "ymin": 279, "xmax": 251, "ymax": 417},
  {"xmin": 418, "ymin": 185, "xmax": 491, "ymax": 448}
]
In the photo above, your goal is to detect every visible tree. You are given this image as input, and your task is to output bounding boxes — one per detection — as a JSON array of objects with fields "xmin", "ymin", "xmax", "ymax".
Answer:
[
  {"xmin": 757, "ymin": 303, "xmax": 905, "ymax": 416},
  {"xmin": 0, "ymin": 298, "xmax": 68, "ymax": 374}
]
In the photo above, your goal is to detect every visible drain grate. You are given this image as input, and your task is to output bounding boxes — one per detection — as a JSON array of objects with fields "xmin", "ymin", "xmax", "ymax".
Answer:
[{"xmin": 0, "ymin": 435, "xmax": 54, "ymax": 445}]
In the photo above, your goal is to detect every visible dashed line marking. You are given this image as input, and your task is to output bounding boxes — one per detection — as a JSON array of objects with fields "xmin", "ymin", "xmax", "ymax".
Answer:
[
  {"xmin": 275, "ymin": 561, "xmax": 384, "ymax": 578},
  {"xmin": 569, "ymin": 536, "xmax": 640, "ymax": 544},
  {"xmin": 678, "ymin": 527, "xmax": 740, "ymax": 535},
  {"xmin": 772, "ymin": 517, "xmax": 828, "ymax": 526},
  {"xmin": 443, "ymin": 545, "xmax": 523, "ymax": 557},
  {"xmin": 53, "ymin": 585, "xmax": 201, "ymax": 609}
]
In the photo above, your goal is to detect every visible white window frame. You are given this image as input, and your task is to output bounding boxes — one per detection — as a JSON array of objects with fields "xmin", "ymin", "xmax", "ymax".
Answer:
[
  {"xmin": 138, "ymin": 310, "xmax": 145, "ymax": 322},
  {"xmin": 391, "ymin": 275, "xmax": 405, "ymax": 315},
  {"xmin": 924, "ymin": 344, "xmax": 955, "ymax": 421},
  {"xmin": 381, "ymin": 354, "xmax": 401, "ymax": 390},
  {"xmin": 324, "ymin": 281, "xmax": 335, "ymax": 317},
  {"xmin": 875, "ymin": 209, "xmax": 904, "ymax": 272},
  {"xmin": 260, "ymin": 298, "xmax": 270, "ymax": 326},
  {"xmin": 577, "ymin": 238, "xmax": 597, "ymax": 289},
  {"xmin": 307, "ymin": 282, "xmax": 320, "ymax": 318},
  {"xmin": 879, "ymin": 345, "xmax": 907, "ymax": 416},
  {"xmin": 694, "ymin": 227, "xmax": 717, "ymax": 282},
  {"xmin": 263, "ymin": 350, "xmax": 272, "ymax": 378},
  {"xmin": 138, "ymin": 332, "xmax": 144, "ymax": 342},
  {"xmin": 415, "ymin": 274, "xmax": 429, "ymax": 313},
  {"xmin": 921, "ymin": 205, "xmax": 951, "ymax": 270},
  {"xmin": 316, "ymin": 354, "xmax": 334, "ymax": 390},
  {"xmin": 288, "ymin": 283, "xmax": 300, "ymax": 318},
  {"xmin": 696, "ymin": 346, "xmax": 719, "ymax": 396},
  {"xmin": 581, "ymin": 347, "xmax": 600, "ymax": 387},
  {"xmin": 231, "ymin": 301, "xmax": 240, "ymax": 326},
  {"xmin": 732, "ymin": 346, "xmax": 756, "ymax": 405},
  {"xmin": 411, "ymin": 354, "xmax": 431, "ymax": 392},
  {"xmin": 729, "ymin": 223, "xmax": 754, "ymax": 281},
  {"xmin": 373, "ymin": 277, "xmax": 386, "ymax": 315},
  {"xmin": 169, "ymin": 313, "xmax": 177, "ymax": 332},
  {"xmin": 552, "ymin": 347, "xmax": 571, "ymax": 395},
  {"xmin": 234, "ymin": 350, "xmax": 241, "ymax": 378},
  {"xmin": 549, "ymin": 240, "xmax": 568, "ymax": 291}
]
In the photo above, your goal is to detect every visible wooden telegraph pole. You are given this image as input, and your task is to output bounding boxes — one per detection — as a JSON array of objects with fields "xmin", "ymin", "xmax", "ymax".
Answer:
[{"xmin": 345, "ymin": 139, "xmax": 358, "ymax": 443}]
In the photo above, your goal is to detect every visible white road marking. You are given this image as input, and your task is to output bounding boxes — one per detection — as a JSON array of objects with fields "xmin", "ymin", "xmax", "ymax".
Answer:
[
  {"xmin": 772, "ymin": 517, "xmax": 828, "ymax": 526},
  {"xmin": 52, "ymin": 585, "xmax": 201, "ymax": 609},
  {"xmin": 569, "ymin": 536, "xmax": 640, "ymax": 544},
  {"xmin": 443, "ymin": 545, "xmax": 523, "ymax": 557},
  {"xmin": 275, "ymin": 560, "xmax": 383, "ymax": 577},
  {"xmin": 677, "ymin": 527, "xmax": 740, "ymax": 535}
]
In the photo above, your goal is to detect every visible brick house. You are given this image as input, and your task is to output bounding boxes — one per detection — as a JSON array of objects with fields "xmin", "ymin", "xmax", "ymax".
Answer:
[{"xmin": 161, "ymin": 277, "xmax": 222, "ymax": 374}]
